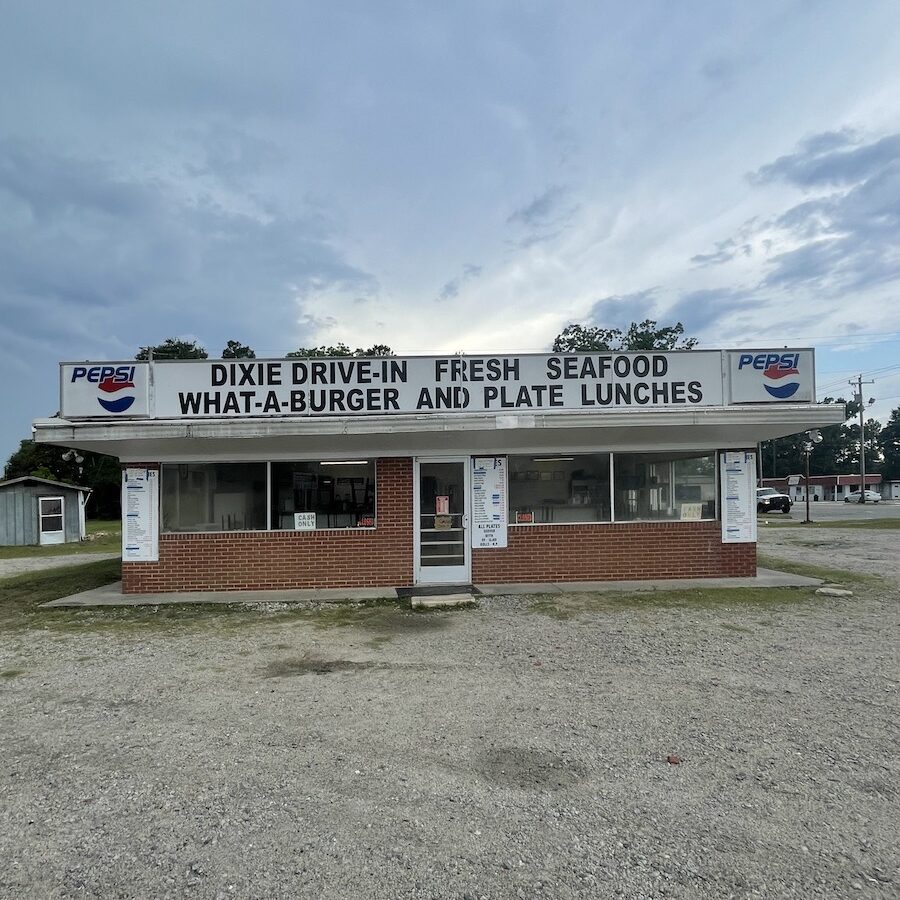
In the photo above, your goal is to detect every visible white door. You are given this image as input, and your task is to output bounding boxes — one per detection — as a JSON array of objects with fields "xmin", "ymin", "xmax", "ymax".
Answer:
[
  {"xmin": 414, "ymin": 457, "xmax": 470, "ymax": 585},
  {"xmin": 39, "ymin": 496, "xmax": 65, "ymax": 545}
]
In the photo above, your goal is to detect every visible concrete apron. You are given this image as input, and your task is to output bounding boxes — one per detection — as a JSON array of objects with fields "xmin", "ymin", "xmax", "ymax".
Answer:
[{"xmin": 43, "ymin": 568, "xmax": 822, "ymax": 608}]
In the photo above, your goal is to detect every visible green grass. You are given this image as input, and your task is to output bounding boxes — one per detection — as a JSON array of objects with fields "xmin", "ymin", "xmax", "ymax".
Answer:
[
  {"xmin": 757, "ymin": 553, "xmax": 882, "ymax": 586},
  {"xmin": 0, "ymin": 560, "xmax": 444, "ymax": 638},
  {"xmin": 760, "ymin": 518, "xmax": 900, "ymax": 530},
  {"xmin": 0, "ymin": 558, "xmax": 123, "ymax": 630},
  {"xmin": 0, "ymin": 520, "xmax": 121, "ymax": 559},
  {"xmin": 527, "ymin": 585, "xmax": 823, "ymax": 619}
]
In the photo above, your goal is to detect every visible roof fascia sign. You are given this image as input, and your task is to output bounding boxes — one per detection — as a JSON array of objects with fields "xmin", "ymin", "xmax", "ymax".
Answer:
[{"xmin": 57, "ymin": 349, "xmax": 817, "ymax": 421}]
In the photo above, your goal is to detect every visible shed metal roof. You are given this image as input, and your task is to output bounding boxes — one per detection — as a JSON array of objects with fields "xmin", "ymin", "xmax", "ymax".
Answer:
[{"xmin": 0, "ymin": 475, "xmax": 91, "ymax": 493}]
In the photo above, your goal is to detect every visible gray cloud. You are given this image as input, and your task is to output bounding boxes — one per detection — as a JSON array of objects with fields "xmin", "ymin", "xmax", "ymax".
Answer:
[
  {"xmin": 751, "ymin": 130, "xmax": 900, "ymax": 188},
  {"xmin": 0, "ymin": 138, "xmax": 377, "ymax": 365},
  {"xmin": 508, "ymin": 185, "xmax": 568, "ymax": 227},
  {"xmin": 666, "ymin": 288, "xmax": 757, "ymax": 334},
  {"xmin": 436, "ymin": 263, "xmax": 482, "ymax": 302},
  {"xmin": 585, "ymin": 289, "xmax": 658, "ymax": 330},
  {"xmin": 691, "ymin": 238, "xmax": 740, "ymax": 267},
  {"xmin": 761, "ymin": 140, "xmax": 900, "ymax": 292},
  {"xmin": 689, "ymin": 129, "xmax": 900, "ymax": 295},
  {"xmin": 507, "ymin": 185, "xmax": 580, "ymax": 248}
]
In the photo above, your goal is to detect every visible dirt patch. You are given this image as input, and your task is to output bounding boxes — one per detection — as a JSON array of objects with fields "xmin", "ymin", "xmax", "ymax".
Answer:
[
  {"xmin": 475, "ymin": 747, "xmax": 586, "ymax": 790},
  {"xmin": 262, "ymin": 655, "xmax": 382, "ymax": 677}
]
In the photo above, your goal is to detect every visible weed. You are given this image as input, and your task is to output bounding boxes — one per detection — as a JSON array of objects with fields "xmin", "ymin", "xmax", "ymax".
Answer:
[
  {"xmin": 759, "ymin": 518, "xmax": 900, "ymax": 531},
  {"xmin": 757, "ymin": 553, "xmax": 883, "ymax": 586},
  {"xmin": 528, "ymin": 585, "xmax": 822, "ymax": 620}
]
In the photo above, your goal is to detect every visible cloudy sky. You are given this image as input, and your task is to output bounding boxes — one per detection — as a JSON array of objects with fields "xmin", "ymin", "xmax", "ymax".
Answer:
[{"xmin": 3, "ymin": 1, "xmax": 900, "ymax": 463}]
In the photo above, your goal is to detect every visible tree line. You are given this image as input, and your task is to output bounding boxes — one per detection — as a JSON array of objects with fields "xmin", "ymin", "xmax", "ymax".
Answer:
[{"xmin": 6, "ymin": 321, "xmax": 900, "ymax": 516}]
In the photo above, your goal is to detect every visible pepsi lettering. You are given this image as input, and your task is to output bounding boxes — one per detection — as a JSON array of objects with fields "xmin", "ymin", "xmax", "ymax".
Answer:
[
  {"xmin": 70, "ymin": 365, "xmax": 136, "ymax": 384},
  {"xmin": 736, "ymin": 352, "xmax": 802, "ymax": 400},
  {"xmin": 736, "ymin": 353, "xmax": 800, "ymax": 371}
]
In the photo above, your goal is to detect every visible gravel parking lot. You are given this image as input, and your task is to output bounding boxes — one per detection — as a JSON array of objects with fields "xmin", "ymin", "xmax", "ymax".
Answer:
[
  {"xmin": 1, "ymin": 532, "xmax": 898, "ymax": 899},
  {"xmin": 0, "ymin": 552, "xmax": 119, "ymax": 579}
]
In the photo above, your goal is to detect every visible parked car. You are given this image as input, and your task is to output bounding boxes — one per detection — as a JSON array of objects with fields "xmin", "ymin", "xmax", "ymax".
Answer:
[
  {"xmin": 844, "ymin": 490, "xmax": 881, "ymax": 503},
  {"xmin": 757, "ymin": 487, "xmax": 792, "ymax": 513}
]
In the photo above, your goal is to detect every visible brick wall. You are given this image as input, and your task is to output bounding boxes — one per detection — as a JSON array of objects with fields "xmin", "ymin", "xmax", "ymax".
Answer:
[
  {"xmin": 472, "ymin": 521, "xmax": 755, "ymax": 583},
  {"xmin": 122, "ymin": 457, "xmax": 413, "ymax": 594},
  {"xmin": 122, "ymin": 457, "xmax": 755, "ymax": 593}
]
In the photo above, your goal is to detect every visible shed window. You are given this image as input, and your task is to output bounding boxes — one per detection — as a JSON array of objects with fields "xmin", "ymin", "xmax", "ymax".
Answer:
[
  {"xmin": 271, "ymin": 461, "xmax": 376, "ymax": 529},
  {"xmin": 161, "ymin": 463, "xmax": 267, "ymax": 532},
  {"xmin": 508, "ymin": 454, "xmax": 611, "ymax": 524}
]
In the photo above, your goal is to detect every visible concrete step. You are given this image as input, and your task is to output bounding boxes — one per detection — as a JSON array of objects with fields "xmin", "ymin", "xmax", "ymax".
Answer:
[{"xmin": 411, "ymin": 594, "xmax": 476, "ymax": 609}]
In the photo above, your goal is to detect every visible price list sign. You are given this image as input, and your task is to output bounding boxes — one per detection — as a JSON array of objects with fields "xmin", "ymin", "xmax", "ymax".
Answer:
[
  {"xmin": 472, "ymin": 457, "xmax": 508, "ymax": 549},
  {"xmin": 122, "ymin": 468, "xmax": 159, "ymax": 561},
  {"xmin": 720, "ymin": 451, "xmax": 757, "ymax": 544}
]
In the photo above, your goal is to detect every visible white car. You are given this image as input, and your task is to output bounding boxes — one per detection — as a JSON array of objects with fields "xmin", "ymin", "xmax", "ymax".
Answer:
[{"xmin": 844, "ymin": 490, "xmax": 881, "ymax": 503}]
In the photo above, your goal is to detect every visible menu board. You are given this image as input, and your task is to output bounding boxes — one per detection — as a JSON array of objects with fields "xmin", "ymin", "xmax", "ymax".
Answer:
[
  {"xmin": 472, "ymin": 457, "xmax": 508, "ymax": 549},
  {"xmin": 720, "ymin": 451, "xmax": 757, "ymax": 544},
  {"xmin": 122, "ymin": 468, "xmax": 159, "ymax": 561}
]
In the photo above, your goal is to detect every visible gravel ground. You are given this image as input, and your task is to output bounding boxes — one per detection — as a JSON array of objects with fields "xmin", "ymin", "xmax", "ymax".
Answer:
[
  {"xmin": 759, "ymin": 525, "xmax": 900, "ymax": 581},
  {"xmin": 1, "ymin": 535, "xmax": 898, "ymax": 898},
  {"xmin": 0, "ymin": 552, "xmax": 118, "ymax": 579}
]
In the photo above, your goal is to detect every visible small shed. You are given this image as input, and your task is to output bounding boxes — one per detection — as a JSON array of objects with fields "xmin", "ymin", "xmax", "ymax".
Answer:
[{"xmin": 0, "ymin": 476, "xmax": 91, "ymax": 546}]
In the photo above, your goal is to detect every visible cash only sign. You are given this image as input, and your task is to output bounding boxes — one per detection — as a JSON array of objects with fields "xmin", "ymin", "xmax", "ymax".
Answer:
[{"xmin": 59, "ymin": 350, "xmax": 815, "ymax": 419}]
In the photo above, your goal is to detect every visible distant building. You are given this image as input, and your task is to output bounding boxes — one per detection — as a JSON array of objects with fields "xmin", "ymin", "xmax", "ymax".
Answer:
[
  {"xmin": 761, "ymin": 473, "xmax": 883, "ymax": 502},
  {"xmin": 0, "ymin": 476, "xmax": 90, "ymax": 546}
]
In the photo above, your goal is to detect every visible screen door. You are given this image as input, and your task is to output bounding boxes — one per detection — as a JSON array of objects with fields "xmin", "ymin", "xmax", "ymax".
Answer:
[
  {"xmin": 414, "ymin": 458, "xmax": 470, "ymax": 584},
  {"xmin": 39, "ymin": 496, "xmax": 65, "ymax": 545}
]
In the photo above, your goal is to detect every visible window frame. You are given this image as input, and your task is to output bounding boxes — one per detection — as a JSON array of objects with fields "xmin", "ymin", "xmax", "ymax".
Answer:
[
  {"xmin": 269, "ymin": 460, "xmax": 378, "ymax": 532},
  {"xmin": 507, "ymin": 451, "xmax": 720, "ymax": 527},
  {"xmin": 507, "ymin": 452, "xmax": 613, "ymax": 527},
  {"xmin": 612, "ymin": 450, "xmax": 719, "ymax": 524},
  {"xmin": 158, "ymin": 460, "xmax": 380, "ymax": 535},
  {"xmin": 159, "ymin": 461, "xmax": 270, "ymax": 535}
]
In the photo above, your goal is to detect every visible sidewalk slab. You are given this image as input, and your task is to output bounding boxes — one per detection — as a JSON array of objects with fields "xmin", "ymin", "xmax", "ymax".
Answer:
[
  {"xmin": 42, "ymin": 582, "xmax": 400, "ymax": 608},
  {"xmin": 474, "ymin": 568, "xmax": 821, "ymax": 595},
  {"xmin": 43, "ymin": 567, "xmax": 820, "ymax": 609}
]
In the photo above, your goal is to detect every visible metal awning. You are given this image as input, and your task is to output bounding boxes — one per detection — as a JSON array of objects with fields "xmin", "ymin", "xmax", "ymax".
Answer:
[{"xmin": 33, "ymin": 403, "xmax": 848, "ymax": 462}]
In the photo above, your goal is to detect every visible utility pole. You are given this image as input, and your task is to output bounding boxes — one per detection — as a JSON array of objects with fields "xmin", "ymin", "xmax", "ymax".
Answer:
[{"xmin": 850, "ymin": 375, "xmax": 875, "ymax": 503}]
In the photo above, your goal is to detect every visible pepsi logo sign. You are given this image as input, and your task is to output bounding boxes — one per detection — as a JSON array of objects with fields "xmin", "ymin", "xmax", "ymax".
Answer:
[
  {"xmin": 70, "ymin": 365, "xmax": 137, "ymax": 413},
  {"xmin": 736, "ymin": 353, "xmax": 800, "ymax": 399}
]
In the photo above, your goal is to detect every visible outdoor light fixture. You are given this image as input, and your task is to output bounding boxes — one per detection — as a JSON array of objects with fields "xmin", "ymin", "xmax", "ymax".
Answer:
[
  {"xmin": 532, "ymin": 456, "xmax": 575, "ymax": 462},
  {"xmin": 802, "ymin": 429, "xmax": 824, "ymax": 524},
  {"xmin": 320, "ymin": 460, "xmax": 369, "ymax": 466}
]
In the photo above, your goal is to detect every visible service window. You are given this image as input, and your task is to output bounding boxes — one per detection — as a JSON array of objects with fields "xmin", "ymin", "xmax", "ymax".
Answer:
[
  {"xmin": 271, "ymin": 460, "xmax": 376, "ymax": 529},
  {"xmin": 508, "ymin": 454, "xmax": 611, "ymax": 524},
  {"xmin": 161, "ymin": 463, "xmax": 267, "ymax": 532},
  {"xmin": 613, "ymin": 452, "xmax": 717, "ymax": 521}
]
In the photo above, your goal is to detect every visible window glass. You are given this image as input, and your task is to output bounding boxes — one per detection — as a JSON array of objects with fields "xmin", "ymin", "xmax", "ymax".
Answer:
[
  {"xmin": 40, "ymin": 498, "xmax": 63, "ymax": 517},
  {"xmin": 162, "ymin": 463, "xmax": 267, "ymax": 532},
  {"xmin": 614, "ymin": 453, "xmax": 716, "ymax": 521},
  {"xmin": 508, "ymin": 454, "xmax": 610, "ymax": 524},
  {"xmin": 271, "ymin": 461, "xmax": 376, "ymax": 529}
]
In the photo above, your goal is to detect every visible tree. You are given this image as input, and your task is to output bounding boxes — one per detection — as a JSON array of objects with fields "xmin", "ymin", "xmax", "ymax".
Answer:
[
  {"xmin": 286, "ymin": 344, "xmax": 395, "ymax": 358},
  {"xmin": 3, "ymin": 440, "xmax": 121, "ymax": 518},
  {"xmin": 221, "ymin": 340, "xmax": 256, "ymax": 359},
  {"xmin": 759, "ymin": 396, "xmax": 885, "ymax": 479},
  {"xmin": 135, "ymin": 338, "xmax": 208, "ymax": 360},
  {"xmin": 552, "ymin": 319, "xmax": 698, "ymax": 352},
  {"xmin": 880, "ymin": 406, "xmax": 900, "ymax": 481}
]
